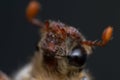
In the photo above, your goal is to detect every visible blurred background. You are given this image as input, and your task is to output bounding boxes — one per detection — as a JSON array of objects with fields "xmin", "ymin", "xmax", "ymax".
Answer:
[{"xmin": 0, "ymin": 0, "xmax": 120, "ymax": 80}]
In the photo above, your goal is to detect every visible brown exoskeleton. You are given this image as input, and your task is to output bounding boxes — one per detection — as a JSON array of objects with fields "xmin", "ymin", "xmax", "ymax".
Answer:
[{"xmin": 0, "ymin": 1, "xmax": 113, "ymax": 80}]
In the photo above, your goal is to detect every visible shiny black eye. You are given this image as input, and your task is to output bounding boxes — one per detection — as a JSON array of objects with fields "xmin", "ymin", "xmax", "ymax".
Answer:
[{"xmin": 67, "ymin": 46, "xmax": 87, "ymax": 67}]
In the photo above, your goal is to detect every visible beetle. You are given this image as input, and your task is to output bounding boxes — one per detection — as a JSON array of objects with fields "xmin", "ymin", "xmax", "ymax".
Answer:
[{"xmin": 0, "ymin": 1, "xmax": 113, "ymax": 80}]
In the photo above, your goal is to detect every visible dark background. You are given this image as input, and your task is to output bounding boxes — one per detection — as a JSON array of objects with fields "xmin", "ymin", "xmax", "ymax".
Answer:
[{"xmin": 0, "ymin": 0, "xmax": 120, "ymax": 80}]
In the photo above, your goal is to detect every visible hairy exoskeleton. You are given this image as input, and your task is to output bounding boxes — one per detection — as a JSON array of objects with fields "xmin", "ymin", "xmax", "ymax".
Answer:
[{"xmin": 0, "ymin": 1, "xmax": 113, "ymax": 80}]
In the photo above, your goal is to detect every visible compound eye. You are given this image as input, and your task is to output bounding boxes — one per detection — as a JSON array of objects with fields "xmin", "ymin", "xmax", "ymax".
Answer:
[{"xmin": 68, "ymin": 46, "xmax": 87, "ymax": 67}]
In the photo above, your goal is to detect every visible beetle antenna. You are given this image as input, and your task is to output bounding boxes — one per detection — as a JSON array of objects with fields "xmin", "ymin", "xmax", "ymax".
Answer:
[
  {"xmin": 81, "ymin": 26, "xmax": 113, "ymax": 47},
  {"xmin": 26, "ymin": 0, "xmax": 44, "ymax": 27}
]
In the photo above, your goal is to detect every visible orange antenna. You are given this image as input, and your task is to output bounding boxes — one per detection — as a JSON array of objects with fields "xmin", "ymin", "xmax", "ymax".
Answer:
[
  {"xmin": 81, "ymin": 26, "xmax": 113, "ymax": 47},
  {"xmin": 26, "ymin": 0, "xmax": 44, "ymax": 27}
]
